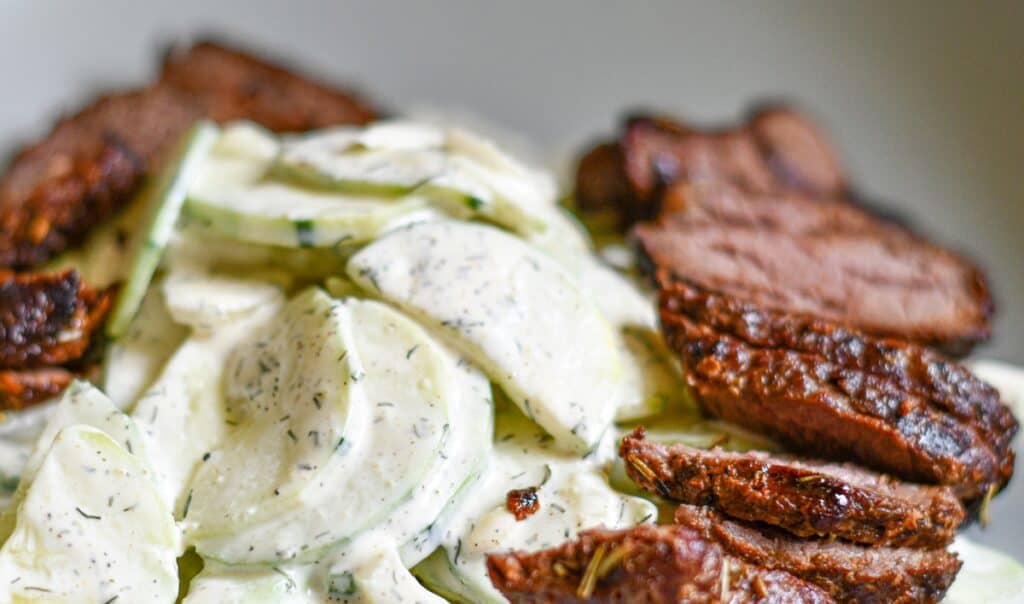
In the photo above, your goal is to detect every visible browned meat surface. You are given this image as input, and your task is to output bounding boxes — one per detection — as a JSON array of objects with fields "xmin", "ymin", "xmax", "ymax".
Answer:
[
  {"xmin": 0, "ymin": 87, "xmax": 192, "ymax": 269},
  {"xmin": 659, "ymin": 276, "xmax": 1015, "ymax": 458},
  {"xmin": 160, "ymin": 41, "xmax": 377, "ymax": 132},
  {"xmin": 675, "ymin": 505, "xmax": 961, "ymax": 604},
  {"xmin": 620, "ymin": 428, "xmax": 964, "ymax": 548},
  {"xmin": 575, "ymin": 105, "xmax": 847, "ymax": 226},
  {"xmin": 0, "ymin": 270, "xmax": 114, "ymax": 369},
  {"xmin": 655, "ymin": 277, "xmax": 1013, "ymax": 502},
  {"xmin": 487, "ymin": 524, "xmax": 834, "ymax": 604},
  {"xmin": 635, "ymin": 182, "xmax": 993, "ymax": 354},
  {"xmin": 0, "ymin": 366, "xmax": 76, "ymax": 410},
  {"xmin": 0, "ymin": 40, "xmax": 378, "ymax": 270}
]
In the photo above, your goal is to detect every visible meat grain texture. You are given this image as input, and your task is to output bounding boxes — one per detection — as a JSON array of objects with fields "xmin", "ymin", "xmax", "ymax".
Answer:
[
  {"xmin": 487, "ymin": 524, "xmax": 834, "ymax": 603},
  {"xmin": 620, "ymin": 428, "xmax": 964, "ymax": 548},
  {"xmin": 674, "ymin": 505, "xmax": 961, "ymax": 604},
  {"xmin": 653, "ymin": 277, "xmax": 1014, "ymax": 503}
]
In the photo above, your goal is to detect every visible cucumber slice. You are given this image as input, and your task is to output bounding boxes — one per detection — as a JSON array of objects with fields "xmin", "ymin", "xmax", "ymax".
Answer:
[
  {"xmin": 106, "ymin": 121, "xmax": 219, "ymax": 338},
  {"xmin": 416, "ymin": 155, "xmax": 549, "ymax": 235},
  {"xmin": 0, "ymin": 381, "xmax": 154, "ymax": 543},
  {"xmin": 189, "ymin": 298, "xmax": 452, "ymax": 564},
  {"xmin": 185, "ymin": 289, "xmax": 363, "ymax": 539},
  {"xmin": 185, "ymin": 127, "xmax": 430, "ymax": 248},
  {"xmin": 577, "ymin": 258, "xmax": 656, "ymax": 330},
  {"xmin": 360, "ymin": 353, "xmax": 493, "ymax": 568},
  {"xmin": 271, "ymin": 149, "xmax": 448, "ymax": 197},
  {"xmin": 613, "ymin": 328, "xmax": 688, "ymax": 422},
  {"xmin": 412, "ymin": 548, "xmax": 480, "ymax": 604},
  {"xmin": 102, "ymin": 281, "xmax": 189, "ymax": 409},
  {"xmin": 431, "ymin": 408, "xmax": 657, "ymax": 603},
  {"xmin": 347, "ymin": 220, "xmax": 622, "ymax": 454},
  {"xmin": 183, "ymin": 562, "xmax": 317, "ymax": 604},
  {"xmin": 272, "ymin": 122, "xmax": 555, "ymax": 236},
  {"xmin": 130, "ymin": 302, "xmax": 281, "ymax": 511},
  {"xmin": 0, "ymin": 425, "xmax": 178, "ymax": 602},
  {"xmin": 946, "ymin": 537, "xmax": 1024, "ymax": 604},
  {"xmin": 162, "ymin": 265, "xmax": 284, "ymax": 333},
  {"xmin": 271, "ymin": 122, "xmax": 447, "ymax": 195},
  {"xmin": 169, "ymin": 223, "xmax": 351, "ymax": 285},
  {"xmin": 213, "ymin": 121, "xmax": 280, "ymax": 162}
]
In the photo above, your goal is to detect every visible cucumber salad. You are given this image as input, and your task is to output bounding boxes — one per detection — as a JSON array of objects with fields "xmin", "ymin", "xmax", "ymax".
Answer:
[{"xmin": 0, "ymin": 119, "xmax": 1020, "ymax": 603}]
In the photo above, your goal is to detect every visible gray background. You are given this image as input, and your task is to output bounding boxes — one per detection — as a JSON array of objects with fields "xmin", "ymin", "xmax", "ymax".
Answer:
[{"xmin": 2, "ymin": 1, "xmax": 1022, "ymax": 558}]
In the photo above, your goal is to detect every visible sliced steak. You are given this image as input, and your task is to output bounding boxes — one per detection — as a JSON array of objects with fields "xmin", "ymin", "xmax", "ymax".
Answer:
[
  {"xmin": 660, "ymin": 277, "xmax": 1015, "ymax": 459},
  {"xmin": 0, "ymin": 86, "xmax": 194, "ymax": 269},
  {"xmin": 159, "ymin": 40, "xmax": 377, "ymax": 132},
  {"xmin": 0, "ymin": 366, "xmax": 77, "ymax": 410},
  {"xmin": 487, "ymin": 523, "xmax": 834, "ymax": 604},
  {"xmin": 620, "ymin": 428, "xmax": 964, "ymax": 548},
  {"xmin": 575, "ymin": 105, "xmax": 847, "ymax": 226},
  {"xmin": 0, "ymin": 270, "xmax": 114, "ymax": 369},
  {"xmin": 635, "ymin": 182, "xmax": 993, "ymax": 353},
  {"xmin": 655, "ymin": 276, "xmax": 1014, "ymax": 502},
  {"xmin": 675, "ymin": 505, "xmax": 960, "ymax": 604},
  {"xmin": 0, "ymin": 40, "xmax": 378, "ymax": 270}
]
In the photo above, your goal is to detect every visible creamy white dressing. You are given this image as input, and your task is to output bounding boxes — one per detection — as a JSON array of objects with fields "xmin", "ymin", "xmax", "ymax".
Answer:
[
  {"xmin": 0, "ymin": 382, "xmax": 155, "ymax": 543},
  {"xmin": 102, "ymin": 282, "xmax": 190, "ymax": 409},
  {"xmin": 162, "ymin": 265, "xmax": 284, "ymax": 334},
  {"xmin": 131, "ymin": 302, "xmax": 282, "ymax": 511},
  {"xmin": 190, "ymin": 298, "xmax": 452, "ymax": 564},
  {"xmin": 425, "ymin": 408, "xmax": 657, "ymax": 603},
  {"xmin": 0, "ymin": 424, "xmax": 178, "ymax": 602},
  {"xmin": 348, "ymin": 220, "xmax": 623, "ymax": 454}
]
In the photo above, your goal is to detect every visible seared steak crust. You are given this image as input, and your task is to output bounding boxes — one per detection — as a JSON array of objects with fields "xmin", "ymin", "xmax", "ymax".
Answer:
[
  {"xmin": 0, "ymin": 270, "xmax": 113, "ymax": 369},
  {"xmin": 575, "ymin": 105, "xmax": 847, "ymax": 226},
  {"xmin": 487, "ymin": 524, "xmax": 834, "ymax": 604},
  {"xmin": 655, "ymin": 277, "xmax": 1013, "ymax": 502},
  {"xmin": 0, "ymin": 366, "xmax": 77, "ymax": 411},
  {"xmin": 659, "ymin": 277, "xmax": 1014, "ymax": 458},
  {"xmin": 674, "ymin": 505, "xmax": 961, "ymax": 604},
  {"xmin": 160, "ymin": 41, "xmax": 377, "ymax": 132},
  {"xmin": 635, "ymin": 182, "xmax": 993, "ymax": 354},
  {"xmin": 0, "ymin": 40, "xmax": 377, "ymax": 270},
  {"xmin": 620, "ymin": 428, "xmax": 964, "ymax": 548}
]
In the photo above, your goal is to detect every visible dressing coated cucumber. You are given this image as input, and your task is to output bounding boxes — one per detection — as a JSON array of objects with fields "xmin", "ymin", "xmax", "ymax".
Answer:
[{"xmin": 106, "ymin": 121, "xmax": 219, "ymax": 338}]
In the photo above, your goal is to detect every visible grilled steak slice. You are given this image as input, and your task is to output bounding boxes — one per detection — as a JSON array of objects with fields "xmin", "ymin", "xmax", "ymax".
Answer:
[
  {"xmin": 487, "ymin": 524, "xmax": 834, "ymax": 603},
  {"xmin": 0, "ymin": 86, "xmax": 195, "ymax": 269},
  {"xmin": 660, "ymin": 277, "xmax": 1015, "ymax": 459},
  {"xmin": 674, "ymin": 504, "xmax": 961, "ymax": 604},
  {"xmin": 0, "ymin": 366, "xmax": 76, "ymax": 410},
  {"xmin": 635, "ymin": 182, "xmax": 993, "ymax": 353},
  {"xmin": 620, "ymin": 428, "xmax": 964, "ymax": 548},
  {"xmin": 159, "ymin": 41, "xmax": 376, "ymax": 132},
  {"xmin": 655, "ymin": 277, "xmax": 1013, "ymax": 502},
  {"xmin": 575, "ymin": 105, "xmax": 847, "ymax": 226},
  {"xmin": 0, "ymin": 40, "xmax": 377, "ymax": 270},
  {"xmin": 0, "ymin": 270, "xmax": 114, "ymax": 369}
]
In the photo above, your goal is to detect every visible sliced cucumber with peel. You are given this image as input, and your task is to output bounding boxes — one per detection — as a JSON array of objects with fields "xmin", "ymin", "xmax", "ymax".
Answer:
[
  {"xmin": 106, "ymin": 120, "xmax": 219, "ymax": 338},
  {"xmin": 185, "ymin": 125, "xmax": 430, "ymax": 248},
  {"xmin": 0, "ymin": 425, "xmax": 179, "ymax": 602},
  {"xmin": 346, "ymin": 220, "xmax": 622, "ymax": 454},
  {"xmin": 189, "ymin": 297, "xmax": 453, "ymax": 564}
]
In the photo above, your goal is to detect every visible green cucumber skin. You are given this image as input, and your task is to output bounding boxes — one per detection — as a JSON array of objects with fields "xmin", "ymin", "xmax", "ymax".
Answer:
[
  {"xmin": 267, "ymin": 159, "xmax": 415, "ymax": 197},
  {"xmin": 106, "ymin": 121, "xmax": 219, "ymax": 339}
]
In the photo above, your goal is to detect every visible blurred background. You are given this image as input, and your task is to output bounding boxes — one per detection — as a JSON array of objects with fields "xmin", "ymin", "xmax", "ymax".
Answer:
[{"xmin": 2, "ymin": 0, "xmax": 1022, "ymax": 555}]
